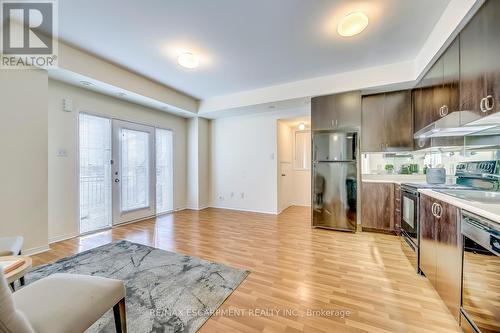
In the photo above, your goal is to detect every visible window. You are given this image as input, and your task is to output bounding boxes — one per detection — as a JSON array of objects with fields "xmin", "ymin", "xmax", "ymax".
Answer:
[{"xmin": 294, "ymin": 130, "xmax": 311, "ymax": 170}]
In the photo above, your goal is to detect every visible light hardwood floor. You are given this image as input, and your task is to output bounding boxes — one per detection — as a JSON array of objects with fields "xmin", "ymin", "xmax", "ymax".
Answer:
[{"xmin": 32, "ymin": 206, "xmax": 462, "ymax": 333}]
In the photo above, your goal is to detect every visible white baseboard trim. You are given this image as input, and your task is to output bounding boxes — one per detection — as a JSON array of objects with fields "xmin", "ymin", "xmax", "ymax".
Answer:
[
  {"xmin": 210, "ymin": 205, "xmax": 278, "ymax": 215},
  {"xmin": 185, "ymin": 205, "xmax": 210, "ymax": 211},
  {"xmin": 23, "ymin": 245, "xmax": 50, "ymax": 256},
  {"xmin": 49, "ymin": 232, "xmax": 79, "ymax": 244}
]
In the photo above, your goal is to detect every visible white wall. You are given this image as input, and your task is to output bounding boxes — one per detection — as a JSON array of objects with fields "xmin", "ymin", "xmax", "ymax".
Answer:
[
  {"xmin": 186, "ymin": 117, "xmax": 210, "ymax": 210},
  {"xmin": 210, "ymin": 108, "xmax": 309, "ymax": 214},
  {"xmin": 186, "ymin": 118, "xmax": 199, "ymax": 209},
  {"xmin": 198, "ymin": 118, "xmax": 210, "ymax": 208},
  {"xmin": 48, "ymin": 79, "xmax": 188, "ymax": 242},
  {"xmin": 0, "ymin": 69, "xmax": 49, "ymax": 253}
]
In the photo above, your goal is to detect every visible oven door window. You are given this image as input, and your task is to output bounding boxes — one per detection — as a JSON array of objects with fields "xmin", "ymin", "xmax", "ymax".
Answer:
[
  {"xmin": 403, "ymin": 197, "xmax": 415, "ymax": 229},
  {"xmin": 462, "ymin": 236, "xmax": 500, "ymax": 333}
]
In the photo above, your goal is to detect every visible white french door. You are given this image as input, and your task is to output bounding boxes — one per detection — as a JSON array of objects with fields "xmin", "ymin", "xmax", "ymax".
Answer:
[
  {"xmin": 111, "ymin": 119, "xmax": 156, "ymax": 225},
  {"xmin": 79, "ymin": 114, "xmax": 113, "ymax": 233},
  {"xmin": 79, "ymin": 114, "xmax": 174, "ymax": 233},
  {"xmin": 156, "ymin": 128, "xmax": 174, "ymax": 214}
]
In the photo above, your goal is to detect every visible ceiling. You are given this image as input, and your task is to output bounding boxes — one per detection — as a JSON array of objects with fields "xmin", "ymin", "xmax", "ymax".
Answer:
[{"xmin": 57, "ymin": 0, "xmax": 451, "ymax": 100}]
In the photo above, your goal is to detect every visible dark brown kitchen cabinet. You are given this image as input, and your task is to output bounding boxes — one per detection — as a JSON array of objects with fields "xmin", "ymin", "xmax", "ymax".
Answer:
[
  {"xmin": 311, "ymin": 91, "xmax": 361, "ymax": 130},
  {"xmin": 414, "ymin": 38, "xmax": 460, "ymax": 133},
  {"xmin": 419, "ymin": 194, "xmax": 461, "ymax": 320},
  {"xmin": 419, "ymin": 194, "xmax": 437, "ymax": 286},
  {"xmin": 385, "ymin": 91, "xmax": 413, "ymax": 150},
  {"xmin": 442, "ymin": 38, "xmax": 460, "ymax": 115},
  {"xmin": 361, "ymin": 90, "xmax": 412, "ymax": 152},
  {"xmin": 415, "ymin": 59, "xmax": 441, "ymax": 133},
  {"xmin": 361, "ymin": 182, "xmax": 395, "ymax": 233},
  {"xmin": 460, "ymin": 0, "xmax": 500, "ymax": 121},
  {"xmin": 360, "ymin": 94, "xmax": 384, "ymax": 152}
]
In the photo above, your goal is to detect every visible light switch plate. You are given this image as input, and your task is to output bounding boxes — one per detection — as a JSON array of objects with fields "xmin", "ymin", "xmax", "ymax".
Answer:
[
  {"xmin": 63, "ymin": 98, "xmax": 73, "ymax": 112},
  {"xmin": 56, "ymin": 148, "xmax": 68, "ymax": 157}
]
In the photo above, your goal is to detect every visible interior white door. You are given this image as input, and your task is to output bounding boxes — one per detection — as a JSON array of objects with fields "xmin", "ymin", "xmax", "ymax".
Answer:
[
  {"xmin": 112, "ymin": 119, "xmax": 156, "ymax": 225},
  {"xmin": 279, "ymin": 162, "xmax": 293, "ymax": 212}
]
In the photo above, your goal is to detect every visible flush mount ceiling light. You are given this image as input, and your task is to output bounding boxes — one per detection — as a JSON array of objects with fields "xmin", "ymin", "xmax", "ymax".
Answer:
[
  {"xmin": 177, "ymin": 52, "xmax": 199, "ymax": 69},
  {"xmin": 298, "ymin": 123, "xmax": 306, "ymax": 130},
  {"xmin": 337, "ymin": 12, "xmax": 369, "ymax": 37}
]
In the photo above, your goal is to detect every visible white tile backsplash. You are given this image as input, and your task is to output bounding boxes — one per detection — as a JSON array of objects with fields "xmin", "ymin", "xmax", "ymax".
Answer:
[{"xmin": 362, "ymin": 149, "xmax": 499, "ymax": 175}]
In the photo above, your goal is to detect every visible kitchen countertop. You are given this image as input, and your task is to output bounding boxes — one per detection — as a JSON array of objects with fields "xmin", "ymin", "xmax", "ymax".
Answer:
[
  {"xmin": 419, "ymin": 189, "xmax": 500, "ymax": 224},
  {"xmin": 361, "ymin": 174, "xmax": 427, "ymax": 185}
]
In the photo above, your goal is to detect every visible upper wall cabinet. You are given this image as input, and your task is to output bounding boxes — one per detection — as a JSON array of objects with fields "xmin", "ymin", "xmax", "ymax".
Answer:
[
  {"xmin": 414, "ymin": 38, "xmax": 460, "ymax": 133},
  {"xmin": 460, "ymin": 0, "xmax": 500, "ymax": 122},
  {"xmin": 361, "ymin": 90, "xmax": 412, "ymax": 152},
  {"xmin": 311, "ymin": 91, "xmax": 361, "ymax": 131}
]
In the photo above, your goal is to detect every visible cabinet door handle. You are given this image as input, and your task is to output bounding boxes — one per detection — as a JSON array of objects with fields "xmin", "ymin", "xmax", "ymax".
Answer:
[
  {"xmin": 442, "ymin": 105, "xmax": 448, "ymax": 116},
  {"xmin": 439, "ymin": 106, "xmax": 444, "ymax": 117},
  {"xmin": 480, "ymin": 97, "xmax": 488, "ymax": 113},
  {"xmin": 431, "ymin": 203, "xmax": 437, "ymax": 217},
  {"xmin": 435, "ymin": 203, "xmax": 442, "ymax": 219},
  {"xmin": 486, "ymin": 95, "xmax": 495, "ymax": 111}
]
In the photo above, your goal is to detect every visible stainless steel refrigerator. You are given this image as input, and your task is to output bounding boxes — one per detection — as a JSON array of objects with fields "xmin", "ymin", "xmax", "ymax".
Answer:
[{"xmin": 312, "ymin": 131, "xmax": 358, "ymax": 231}]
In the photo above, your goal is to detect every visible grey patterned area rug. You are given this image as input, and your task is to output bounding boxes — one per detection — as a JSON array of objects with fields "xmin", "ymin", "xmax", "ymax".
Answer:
[{"xmin": 25, "ymin": 240, "xmax": 249, "ymax": 333}]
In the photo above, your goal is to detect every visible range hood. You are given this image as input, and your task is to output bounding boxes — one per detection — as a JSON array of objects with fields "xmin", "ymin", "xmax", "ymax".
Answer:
[{"xmin": 414, "ymin": 111, "xmax": 498, "ymax": 139}]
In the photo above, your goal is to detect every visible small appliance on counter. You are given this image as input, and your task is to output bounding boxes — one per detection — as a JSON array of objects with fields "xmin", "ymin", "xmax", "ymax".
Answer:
[
  {"xmin": 426, "ymin": 167, "xmax": 446, "ymax": 184},
  {"xmin": 399, "ymin": 160, "xmax": 499, "ymax": 274}
]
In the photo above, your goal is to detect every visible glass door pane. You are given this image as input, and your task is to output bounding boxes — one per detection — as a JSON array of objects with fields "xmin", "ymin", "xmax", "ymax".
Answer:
[
  {"xmin": 121, "ymin": 129, "xmax": 150, "ymax": 211},
  {"xmin": 112, "ymin": 120, "xmax": 155, "ymax": 225},
  {"xmin": 156, "ymin": 129, "xmax": 174, "ymax": 214},
  {"xmin": 79, "ymin": 113, "xmax": 112, "ymax": 233}
]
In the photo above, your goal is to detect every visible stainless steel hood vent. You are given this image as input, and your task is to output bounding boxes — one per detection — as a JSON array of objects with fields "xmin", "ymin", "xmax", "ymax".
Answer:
[{"xmin": 414, "ymin": 111, "xmax": 498, "ymax": 139}]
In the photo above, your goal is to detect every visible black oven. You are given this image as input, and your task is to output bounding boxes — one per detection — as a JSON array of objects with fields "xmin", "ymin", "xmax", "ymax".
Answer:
[
  {"xmin": 400, "ymin": 185, "xmax": 420, "ymax": 273},
  {"xmin": 461, "ymin": 211, "xmax": 500, "ymax": 333},
  {"xmin": 401, "ymin": 187, "xmax": 419, "ymax": 245}
]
